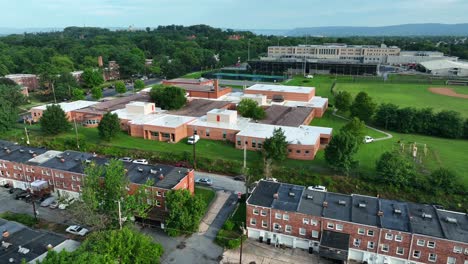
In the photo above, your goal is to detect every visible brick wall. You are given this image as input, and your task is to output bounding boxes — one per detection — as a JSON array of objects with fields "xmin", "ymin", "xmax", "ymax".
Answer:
[{"xmin": 244, "ymin": 89, "xmax": 315, "ymax": 102}]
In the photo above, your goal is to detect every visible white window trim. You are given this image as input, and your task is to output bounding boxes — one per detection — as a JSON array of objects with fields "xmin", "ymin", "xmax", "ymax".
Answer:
[
  {"xmin": 261, "ymin": 210, "xmax": 267, "ymax": 216},
  {"xmin": 253, "ymin": 208, "xmax": 259, "ymax": 215},
  {"xmin": 367, "ymin": 241, "xmax": 375, "ymax": 249},
  {"xmin": 395, "ymin": 234, "xmax": 403, "ymax": 242},
  {"xmin": 283, "ymin": 214, "xmax": 289, "ymax": 221},
  {"xmin": 299, "ymin": 228, "xmax": 306, "ymax": 236},
  {"xmin": 385, "ymin": 233, "xmax": 393, "ymax": 240},
  {"xmin": 303, "ymin": 218, "xmax": 309, "ymax": 225},
  {"xmin": 336, "ymin": 224, "xmax": 343, "ymax": 231},
  {"xmin": 428, "ymin": 253, "xmax": 437, "ymax": 262},
  {"xmin": 275, "ymin": 213, "xmax": 281, "ymax": 219},
  {"xmin": 417, "ymin": 239, "xmax": 425, "ymax": 246},
  {"xmin": 367, "ymin": 230, "xmax": 374, "ymax": 236},
  {"xmin": 413, "ymin": 250, "xmax": 421, "ymax": 259},
  {"xmin": 327, "ymin": 223, "xmax": 334, "ymax": 229},
  {"xmin": 381, "ymin": 244, "xmax": 389, "ymax": 252},
  {"xmin": 285, "ymin": 225, "xmax": 292, "ymax": 233},
  {"xmin": 396, "ymin": 247, "xmax": 404, "ymax": 255},
  {"xmin": 358, "ymin": 228, "xmax": 365, "ymax": 235},
  {"xmin": 250, "ymin": 218, "xmax": 257, "ymax": 226},
  {"xmin": 427, "ymin": 241, "xmax": 435, "ymax": 248}
]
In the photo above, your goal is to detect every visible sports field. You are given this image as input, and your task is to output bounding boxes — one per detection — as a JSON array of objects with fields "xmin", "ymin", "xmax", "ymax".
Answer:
[{"xmin": 334, "ymin": 83, "xmax": 468, "ymax": 117}]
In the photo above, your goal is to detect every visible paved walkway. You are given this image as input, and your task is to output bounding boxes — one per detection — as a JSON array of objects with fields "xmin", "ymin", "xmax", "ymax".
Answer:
[
  {"xmin": 221, "ymin": 239, "xmax": 331, "ymax": 264},
  {"xmin": 332, "ymin": 109, "xmax": 393, "ymax": 141},
  {"xmin": 199, "ymin": 190, "xmax": 231, "ymax": 234}
]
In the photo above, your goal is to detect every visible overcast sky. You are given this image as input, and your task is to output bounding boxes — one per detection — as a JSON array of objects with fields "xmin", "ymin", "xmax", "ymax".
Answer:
[{"xmin": 1, "ymin": 0, "xmax": 468, "ymax": 29}]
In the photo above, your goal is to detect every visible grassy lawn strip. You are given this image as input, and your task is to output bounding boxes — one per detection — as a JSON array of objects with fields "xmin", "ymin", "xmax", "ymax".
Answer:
[
  {"xmin": 195, "ymin": 186, "xmax": 216, "ymax": 208},
  {"xmin": 181, "ymin": 70, "xmax": 211, "ymax": 79},
  {"xmin": 0, "ymin": 211, "xmax": 38, "ymax": 227},
  {"xmin": 215, "ymin": 198, "xmax": 246, "ymax": 249}
]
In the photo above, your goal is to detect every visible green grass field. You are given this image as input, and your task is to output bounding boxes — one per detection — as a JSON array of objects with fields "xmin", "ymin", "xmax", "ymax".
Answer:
[
  {"xmin": 334, "ymin": 82, "xmax": 468, "ymax": 117},
  {"xmin": 195, "ymin": 187, "xmax": 215, "ymax": 207}
]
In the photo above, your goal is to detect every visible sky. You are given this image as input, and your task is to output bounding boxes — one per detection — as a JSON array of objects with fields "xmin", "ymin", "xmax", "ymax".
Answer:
[{"xmin": 1, "ymin": 0, "xmax": 468, "ymax": 29}]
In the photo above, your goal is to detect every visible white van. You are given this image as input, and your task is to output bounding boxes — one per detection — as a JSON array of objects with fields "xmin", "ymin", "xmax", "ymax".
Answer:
[{"xmin": 187, "ymin": 135, "xmax": 200, "ymax": 144}]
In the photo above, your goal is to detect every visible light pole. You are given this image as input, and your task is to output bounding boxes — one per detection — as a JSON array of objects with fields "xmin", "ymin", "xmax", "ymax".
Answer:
[
  {"xmin": 117, "ymin": 200, "xmax": 122, "ymax": 230},
  {"xmin": 192, "ymin": 131, "xmax": 197, "ymax": 170}
]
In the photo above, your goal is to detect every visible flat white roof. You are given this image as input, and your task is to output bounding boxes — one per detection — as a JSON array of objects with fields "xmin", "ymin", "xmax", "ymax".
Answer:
[
  {"xmin": 127, "ymin": 101, "xmax": 153, "ymax": 107},
  {"xmin": 190, "ymin": 115, "xmax": 251, "ymax": 131},
  {"xmin": 28, "ymin": 150, "xmax": 63, "ymax": 164},
  {"xmin": 31, "ymin": 100, "xmax": 98, "ymax": 113},
  {"xmin": 143, "ymin": 114, "xmax": 196, "ymax": 128},
  {"xmin": 283, "ymin": 96, "xmax": 328, "ymax": 108},
  {"xmin": 237, "ymin": 124, "xmax": 330, "ymax": 145},
  {"xmin": 207, "ymin": 108, "xmax": 237, "ymax": 115},
  {"xmin": 246, "ymin": 84, "xmax": 314, "ymax": 94},
  {"xmin": 420, "ymin": 59, "xmax": 468, "ymax": 70},
  {"xmin": 5, "ymin": 74, "xmax": 37, "ymax": 78}
]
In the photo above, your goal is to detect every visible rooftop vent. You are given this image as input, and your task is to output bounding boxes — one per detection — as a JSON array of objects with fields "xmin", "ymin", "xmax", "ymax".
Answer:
[
  {"xmin": 358, "ymin": 203, "xmax": 367, "ymax": 208},
  {"xmin": 1, "ymin": 241, "xmax": 12, "ymax": 249},
  {"xmin": 74, "ymin": 158, "xmax": 80, "ymax": 161},
  {"xmin": 323, "ymin": 201, "xmax": 328, "ymax": 208},
  {"xmin": 338, "ymin": 200, "xmax": 346, "ymax": 206},
  {"xmin": 5, "ymin": 149, "xmax": 10, "ymax": 153},
  {"xmin": 3, "ymin": 147, "xmax": 7, "ymax": 150},
  {"xmin": 18, "ymin": 246, "xmax": 30, "ymax": 254},
  {"xmin": 46, "ymin": 244, "xmax": 53, "ymax": 250},
  {"xmin": 19, "ymin": 149, "xmax": 24, "ymax": 153},
  {"xmin": 306, "ymin": 194, "xmax": 313, "ymax": 200},
  {"xmin": 288, "ymin": 192, "xmax": 295, "ymax": 197},
  {"xmin": 377, "ymin": 211, "xmax": 384, "ymax": 217},
  {"xmin": 150, "ymin": 169, "xmax": 158, "ymax": 174},
  {"xmin": 273, "ymin": 193, "xmax": 279, "ymax": 199},
  {"xmin": 28, "ymin": 150, "xmax": 34, "ymax": 154},
  {"xmin": 138, "ymin": 167, "xmax": 143, "ymax": 172},
  {"xmin": 445, "ymin": 217, "xmax": 458, "ymax": 224},
  {"xmin": 422, "ymin": 213, "xmax": 432, "ymax": 219},
  {"xmin": 159, "ymin": 174, "xmax": 164, "ymax": 180},
  {"xmin": 394, "ymin": 208, "xmax": 402, "ymax": 214},
  {"xmin": 60, "ymin": 158, "xmax": 65, "ymax": 163}
]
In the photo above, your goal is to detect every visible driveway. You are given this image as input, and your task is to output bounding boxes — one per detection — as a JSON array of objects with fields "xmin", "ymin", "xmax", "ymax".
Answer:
[
  {"xmin": 142, "ymin": 190, "xmax": 239, "ymax": 264},
  {"xmin": 195, "ymin": 171, "xmax": 246, "ymax": 194}
]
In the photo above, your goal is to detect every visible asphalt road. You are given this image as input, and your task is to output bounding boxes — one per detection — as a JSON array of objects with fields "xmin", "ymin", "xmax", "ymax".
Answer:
[
  {"xmin": 85, "ymin": 78, "xmax": 161, "ymax": 100},
  {"xmin": 194, "ymin": 171, "xmax": 246, "ymax": 194}
]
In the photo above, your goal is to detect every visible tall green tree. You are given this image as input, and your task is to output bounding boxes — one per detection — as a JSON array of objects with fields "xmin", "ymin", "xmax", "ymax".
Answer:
[
  {"xmin": 263, "ymin": 128, "xmax": 288, "ymax": 162},
  {"xmin": 428, "ymin": 168, "xmax": 459, "ymax": 194},
  {"xmin": 165, "ymin": 189, "xmax": 206, "ymax": 236},
  {"xmin": 150, "ymin": 85, "xmax": 186, "ymax": 110},
  {"xmin": 82, "ymin": 68, "xmax": 104, "ymax": 89},
  {"xmin": 340, "ymin": 117, "xmax": 366, "ymax": 144},
  {"xmin": 72, "ymin": 88, "xmax": 85, "ymax": 100},
  {"xmin": 376, "ymin": 151, "xmax": 416, "ymax": 187},
  {"xmin": 433, "ymin": 110, "xmax": 464, "ymax": 138},
  {"xmin": 374, "ymin": 103, "xmax": 399, "ymax": 130},
  {"xmin": 134, "ymin": 79, "xmax": 145, "ymax": 90},
  {"xmin": 350, "ymin": 92, "xmax": 377, "ymax": 123},
  {"xmin": 0, "ymin": 99, "xmax": 17, "ymax": 133},
  {"xmin": 324, "ymin": 132, "xmax": 360, "ymax": 175},
  {"xmin": 237, "ymin": 99, "xmax": 266, "ymax": 120},
  {"xmin": 395, "ymin": 107, "xmax": 417, "ymax": 133},
  {"xmin": 39, "ymin": 104, "xmax": 71, "ymax": 135},
  {"xmin": 115, "ymin": 81, "xmax": 127, "ymax": 94},
  {"xmin": 98, "ymin": 112, "xmax": 121, "ymax": 141},
  {"xmin": 91, "ymin": 87, "xmax": 103, "ymax": 100},
  {"xmin": 464, "ymin": 119, "xmax": 468, "ymax": 139},
  {"xmin": 0, "ymin": 84, "xmax": 27, "ymax": 107},
  {"xmin": 334, "ymin": 91, "xmax": 352, "ymax": 112},
  {"xmin": 50, "ymin": 55, "xmax": 74, "ymax": 73}
]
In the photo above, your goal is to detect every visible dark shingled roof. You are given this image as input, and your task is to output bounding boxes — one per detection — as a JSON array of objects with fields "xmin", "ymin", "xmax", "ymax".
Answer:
[
  {"xmin": 247, "ymin": 181, "xmax": 280, "ymax": 208},
  {"xmin": 407, "ymin": 203, "xmax": 444, "ymax": 239},
  {"xmin": 259, "ymin": 105, "xmax": 314, "ymax": 127},
  {"xmin": 323, "ymin": 192, "xmax": 352, "ymax": 222},
  {"xmin": 74, "ymin": 93, "xmax": 151, "ymax": 115},
  {"xmin": 169, "ymin": 99, "xmax": 232, "ymax": 117},
  {"xmin": 379, "ymin": 199, "xmax": 411, "ymax": 232},
  {"xmin": 0, "ymin": 145, "xmax": 48, "ymax": 163},
  {"xmin": 351, "ymin": 194, "xmax": 380, "ymax": 227}
]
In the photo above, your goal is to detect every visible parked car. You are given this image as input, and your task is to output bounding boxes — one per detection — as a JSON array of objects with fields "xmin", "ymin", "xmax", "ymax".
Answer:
[
  {"xmin": 233, "ymin": 175, "xmax": 246, "ymax": 182},
  {"xmin": 66, "ymin": 225, "xmax": 89, "ymax": 236},
  {"xmin": 195, "ymin": 178, "xmax": 213, "ymax": 186},
  {"xmin": 119, "ymin": 157, "xmax": 133, "ymax": 163},
  {"xmin": 307, "ymin": 185, "xmax": 327, "ymax": 192},
  {"xmin": 364, "ymin": 136, "xmax": 374, "ymax": 143},
  {"xmin": 49, "ymin": 201, "xmax": 59, "ymax": 209},
  {"xmin": 187, "ymin": 135, "xmax": 200, "ymax": 145},
  {"xmin": 40, "ymin": 196, "xmax": 56, "ymax": 207},
  {"xmin": 262, "ymin": 177, "xmax": 278, "ymax": 182},
  {"xmin": 132, "ymin": 159, "xmax": 148, "ymax": 165},
  {"xmin": 14, "ymin": 190, "xmax": 28, "ymax": 200},
  {"xmin": 39, "ymin": 193, "xmax": 52, "ymax": 202},
  {"xmin": 2, "ymin": 183, "xmax": 11, "ymax": 188},
  {"xmin": 9, "ymin": 188, "xmax": 22, "ymax": 194}
]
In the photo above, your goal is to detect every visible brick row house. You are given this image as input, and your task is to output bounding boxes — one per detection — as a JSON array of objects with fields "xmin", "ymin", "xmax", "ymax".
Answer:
[
  {"xmin": 0, "ymin": 140, "xmax": 195, "ymax": 227},
  {"xmin": 246, "ymin": 181, "xmax": 468, "ymax": 264}
]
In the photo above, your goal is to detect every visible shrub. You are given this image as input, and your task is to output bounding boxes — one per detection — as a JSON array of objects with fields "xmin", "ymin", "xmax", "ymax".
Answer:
[
  {"xmin": 0, "ymin": 212, "xmax": 38, "ymax": 227},
  {"xmin": 223, "ymin": 220, "xmax": 235, "ymax": 231}
]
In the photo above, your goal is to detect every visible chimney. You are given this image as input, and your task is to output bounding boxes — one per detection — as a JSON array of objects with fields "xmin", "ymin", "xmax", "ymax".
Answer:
[
  {"xmin": 213, "ymin": 79, "xmax": 219, "ymax": 92},
  {"xmin": 323, "ymin": 201, "xmax": 328, "ymax": 208},
  {"xmin": 159, "ymin": 174, "xmax": 164, "ymax": 180},
  {"xmin": 377, "ymin": 211, "xmax": 384, "ymax": 216},
  {"xmin": 98, "ymin": 56, "xmax": 103, "ymax": 67},
  {"xmin": 273, "ymin": 193, "xmax": 279, "ymax": 199},
  {"xmin": 60, "ymin": 158, "xmax": 65, "ymax": 163},
  {"xmin": 2, "ymin": 230, "xmax": 9, "ymax": 238}
]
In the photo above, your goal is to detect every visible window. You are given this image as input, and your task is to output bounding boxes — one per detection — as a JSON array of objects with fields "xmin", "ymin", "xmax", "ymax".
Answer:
[
  {"xmin": 336, "ymin": 224, "xmax": 343, "ymax": 231},
  {"xmin": 205, "ymin": 129, "xmax": 210, "ymax": 137},
  {"xmin": 193, "ymin": 128, "xmax": 197, "ymax": 135},
  {"xmin": 288, "ymin": 149, "xmax": 291, "ymax": 153},
  {"xmin": 303, "ymin": 218, "xmax": 309, "ymax": 225},
  {"xmin": 296, "ymin": 150, "xmax": 301, "ymax": 154},
  {"xmin": 299, "ymin": 228, "xmax": 305, "ymax": 235},
  {"xmin": 283, "ymin": 214, "xmax": 289, "ymax": 221},
  {"xmin": 427, "ymin": 241, "xmax": 435, "ymax": 248},
  {"xmin": 273, "ymin": 223, "xmax": 280, "ymax": 230},
  {"xmin": 237, "ymin": 138, "xmax": 241, "ymax": 146},
  {"xmin": 162, "ymin": 133, "xmax": 170, "ymax": 138},
  {"xmin": 285, "ymin": 225, "xmax": 291, "ymax": 233},
  {"xmin": 275, "ymin": 213, "xmax": 281, "ymax": 219},
  {"xmin": 156, "ymin": 200, "xmax": 161, "ymax": 207},
  {"xmin": 312, "ymin": 230, "xmax": 319, "ymax": 238},
  {"xmin": 367, "ymin": 230, "xmax": 374, "ymax": 236},
  {"xmin": 156, "ymin": 191, "xmax": 161, "ymax": 197},
  {"xmin": 465, "ymin": 248, "xmax": 468, "ymax": 255},
  {"xmin": 385, "ymin": 233, "xmax": 393, "ymax": 240},
  {"xmin": 151, "ymin": 131, "xmax": 159, "ymax": 137},
  {"xmin": 146, "ymin": 198, "xmax": 152, "ymax": 205},
  {"xmin": 327, "ymin": 223, "xmax": 334, "ymax": 229},
  {"xmin": 453, "ymin": 246, "xmax": 462, "ymax": 253},
  {"xmin": 222, "ymin": 131, "xmax": 226, "ymax": 139},
  {"xmin": 251, "ymin": 140, "xmax": 256, "ymax": 148},
  {"xmin": 428, "ymin": 253, "xmax": 437, "ymax": 262},
  {"xmin": 353, "ymin": 239, "xmax": 361, "ymax": 247},
  {"xmin": 417, "ymin": 239, "xmax": 425, "ymax": 246},
  {"xmin": 250, "ymin": 218, "xmax": 257, "ymax": 226},
  {"xmin": 447, "ymin": 257, "xmax": 457, "ymax": 264},
  {"xmin": 262, "ymin": 220, "xmax": 267, "ymax": 228},
  {"xmin": 381, "ymin": 244, "xmax": 389, "ymax": 252},
  {"xmin": 261, "ymin": 210, "xmax": 266, "ymax": 216},
  {"xmin": 71, "ymin": 184, "xmax": 76, "ymax": 190},
  {"xmin": 396, "ymin": 247, "xmax": 404, "ymax": 255},
  {"xmin": 253, "ymin": 208, "xmax": 259, "ymax": 215},
  {"xmin": 257, "ymin": 142, "xmax": 262, "ymax": 149},
  {"xmin": 413, "ymin": 250, "xmax": 421, "ymax": 259},
  {"xmin": 71, "ymin": 175, "xmax": 76, "ymax": 181},
  {"xmin": 48, "ymin": 180, "xmax": 52, "ymax": 185},
  {"xmin": 395, "ymin": 234, "xmax": 403, "ymax": 242},
  {"xmin": 305, "ymin": 150, "xmax": 310, "ymax": 155},
  {"xmin": 367, "ymin": 241, "xmax": 375, "ymax": 249},
  {"xmin": 311, "ymin": 219, "xmax": 318, "ymax": 226},
  {"xmin": 358, "ymin": 228, "xmax": 365, "ymax": 235}
]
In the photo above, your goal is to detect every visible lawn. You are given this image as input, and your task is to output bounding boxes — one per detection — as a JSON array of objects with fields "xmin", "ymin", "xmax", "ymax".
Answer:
[
  {"xmin": 334, "ymin": 82, "xmax": 468, "ymax": 117},
  {"xmin": 195, "ymin": 186, "xmax": 216, "ymax": 207},
  {"xmin": 309, "ymin": 111, "xmax": 468, "ymax": 187},
  {"xmin": 284, "ymin": 75, "xmax": 339, "ymax": 99},
  {"xmin": 181, "ymin": 70, "xmax": 212, "ymax": 79}
]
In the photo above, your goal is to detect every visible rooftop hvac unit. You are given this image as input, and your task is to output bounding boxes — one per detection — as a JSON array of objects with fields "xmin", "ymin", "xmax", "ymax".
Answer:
[
  {"xmin": 358, "ymin": 203, "xmax": 367, "ymax": 208},
  {"xmin": 338, "ymin": 200, "xmax": 346, "ymax": 206},
  {"xmin": 422, "ymin": 213, "xmax": 432, "ymax": 219},
  {"xmin": 306, "ymin": 195, "xmax": 313, "ymax": 200},
  {"xmin": 445, "ymin": 217, "xmax": 458, "ymax": 224},
  {"xmin": 19, "ymin": 149, "xmax": 24, "ymax": 153},
  {"xmin": 393, "ymin": 209, "xmax": 402, "ymax": 214},
  {"xmin": 150, "ymin": 169, "xmax": 158, "ymax": 174},
  {"xmin": 289, "ymin": 192, "xmax": 295, "ymax": 197},
  {"xmin": 137, "ymin": 167, "xmax": 143, "ymax": 172}
]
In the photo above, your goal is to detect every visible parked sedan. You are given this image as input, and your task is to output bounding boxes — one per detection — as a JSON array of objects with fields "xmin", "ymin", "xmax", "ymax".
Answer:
[
  {"xmin": 195, "ymin": 178, "xmax": 213, "ymax": 186},
  {"xmin": 66, "ymin": 225, "xmax": 89, "ymax": 236},
  {"xmin": 233, "ymin": 175, "xmax": 246, "ymax": 182},
  {"xmin": 119, "ymin": 157, "xmax": 133, "ymax": 163},
  {"xmin": 132, "ymin": 159, "xmax": 148, "ymax": 165},
  {"xmin": 364, "ymin": 136, "xmax": 374, "ymax": 143},
  {"xmin": 8, "ymin": 188, "xmax": 22, "ymax": 194},
  {"xmin": 40, "ymin": 196, "xmax": 56, "ymax": 207},
  {"xmin": 14, "ymin": 191, "xmax": 28, "ymax": 200}
]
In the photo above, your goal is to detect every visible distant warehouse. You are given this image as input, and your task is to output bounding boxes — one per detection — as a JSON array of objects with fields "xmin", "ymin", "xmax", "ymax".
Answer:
[{"xmin": 418, "ymin": 59, "xmax": 468, "ymax": 77}]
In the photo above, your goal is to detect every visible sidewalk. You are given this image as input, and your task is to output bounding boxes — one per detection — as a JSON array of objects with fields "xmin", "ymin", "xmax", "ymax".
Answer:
[
  {"xmin": 199, "ymin": 190, "xmax": 231, "ymax": 234},
  {"xmin": 221, "ymin": 239, "xmax": 330, "ymax": 264}
]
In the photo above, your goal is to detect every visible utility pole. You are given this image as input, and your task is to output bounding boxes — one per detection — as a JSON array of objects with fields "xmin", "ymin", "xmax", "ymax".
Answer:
[
  {"xmin": 24, "ymin": 127, "xmax": 30, "ymax": 145},
  {"xmin": 192, "ymin": 132, "xmax": 197, "ymax": 170},
  {"xmin": 118, "ymin": 200, "xmax": 122, "ymax": 230},
  {"xmin": 51, "ymin": 81, "xmax": 57, "ymax": 104},
  {"xmin": 239, "ymin": 222, "xmax": 244, "ymax": 264},
  {"xmin": 73, "ymin": 118, "xmax": 80, "ymax": 149}
]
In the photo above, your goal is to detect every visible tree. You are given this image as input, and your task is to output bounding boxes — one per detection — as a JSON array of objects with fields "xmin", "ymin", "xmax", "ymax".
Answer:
[
  {"xmin": 165, "ymin": 189, "xmax": 206, "ymax": 236},
  {"xmin": 464, "ymin": 119, "xmax": 468, "ymax": 139},
  {"xmin": 376, "ymin": 151, "xmax": 416, "ymax": 187},
  {"xmin": 50, "ymin": 55, "xmax": 74, "ymax": 73},
  {"xmin": 374, "ymin": 103, "xmax": 399, "ymax": 130},
  {"xmin": 395, "ymin": 107, "xmax": 416, "ymax": 133},
  {"xmin": 413, "ymin": 108, "xmax": 435, "ymax": 134},
  {"xmin": 0, "ymin": 99, "xmax": 17, "ymax": 133},
  {"xmin": 0, "ymin": 84, "xmax": 26, "ymax": 107},
  {"xmin": 433, "ymin": 110, "xmax": 464, "ymax": 138},
  {"xmin": 74, "ymin": 160, "xmax": 153, "ymax": 229},
  {"xmin": 82, "ymin": 68, "xmax": 104, "ymax": 89},
  {"xmin": 91, "ymin": 87, "xmax": 103, "ymax": 100},
  {"xmin": 350, "ymin": 92, "xmax": 377, "ymax": 123},
  {"xmin": 72, "ymin": 88, "xmax": 85, "ymax": 100},
  {"xmin": 98, "ymin": 112, "xmax": 121, "ymax": 141},
  {"xmin": 334, "ymin": 91, "xmax": 352, "ymax": 112},
  {"xmin": 237, "ymin": 99, "xmax": 266, "ymax": 120},
  {"xmin": 115, "ymin": 81, "xmax": 127, "ymax": 94},
  {"xmin": 39, "ymin": 104, "xmax": 71, "ymax": 135},
  {"xmin": 150, "ymin": 85, "xmax": 186, "ymax": 110},
  {"xmin": 134, "ymin": 79, "xmax": 145, "ymax": 90},
  {"xmin": 340, "ymin": 117, "xmax": 366, "ymax": 144},
  {"xmin": 324, "ymin": 132, "xmax": 360, "ymax": 175},
  {"xmin": 428, "ymin": 168, "xmax": 458, "ymax": 194},
  {"xmin": 263, "ymin": 128, "xmax": 288, "ymax": 162}
]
